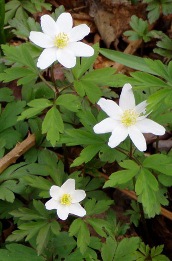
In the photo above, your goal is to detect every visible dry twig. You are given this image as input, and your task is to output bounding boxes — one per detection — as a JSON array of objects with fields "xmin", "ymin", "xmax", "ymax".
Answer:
[{"xmin": 0, "ymin": 133, "xmax": 35, "ymax": 174}]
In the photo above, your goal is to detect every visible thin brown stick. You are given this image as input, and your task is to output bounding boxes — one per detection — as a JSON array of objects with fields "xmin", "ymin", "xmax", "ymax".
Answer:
[{"xmin": 0, "ymin": 133, "xmax": 35, "ymax": 174}]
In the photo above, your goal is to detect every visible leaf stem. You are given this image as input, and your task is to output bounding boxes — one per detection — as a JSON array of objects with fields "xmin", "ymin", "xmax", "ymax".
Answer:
[
  {"xmin": 62, "ymin": 143, "xmax": 70, "ymax": 174},
  {"xmin": 130, "ymin": 143, "xmax": 150, "ymax": 245}
]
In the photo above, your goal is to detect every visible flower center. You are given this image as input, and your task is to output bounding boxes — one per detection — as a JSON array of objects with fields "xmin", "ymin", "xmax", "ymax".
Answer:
[
  {"xmin": 121, "ymin": 109, "xmax": 139, "ymax": 127},
  {"xmin": 60, "ymin": 193, "xmax": 72, "ymax": 206},
  {"xmin": 54, "ymin": 33, "xmax": 69, "ymax": 48}
]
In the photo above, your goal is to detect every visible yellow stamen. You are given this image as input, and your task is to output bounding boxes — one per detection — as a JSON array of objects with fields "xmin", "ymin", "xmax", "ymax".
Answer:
[
  {"xmin": 54, "ymin": 33, "xmax": 69, "ymax": 48},
  {"xmin": 121, "ymin": 109, "xmax": 139, "ymax": 127},
  {"xmin": 60, "ymin": 194, "xmax": 72, "ymax": 206}
]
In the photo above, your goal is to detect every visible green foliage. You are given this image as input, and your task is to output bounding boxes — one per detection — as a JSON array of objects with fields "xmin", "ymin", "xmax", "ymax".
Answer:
[
  {"xmin": 7, "ymin": 200, "xmax": 60, "ymax": 255},
  {"xmin": 0, "ymin": 4, "xmax": 172, "ymax": 260},
  {"xmin": 152, "ymin": 32, "xmax": 172, "ymax": 59},
  {"xmin": 104, "ymin": 160, "xmax": 140, "ymax": 188},
  {"xmin": 69, "ymin": 218, "xmax": 90, "ymax": 254},
  {"xmin": 135, "ymin": 168, "xmax": 159, "ymax": 217},
  {"xmin": 0, "ymin": 243, "xmax": 46, "ymax": 261},
  {"xmin": 143, "ymin": 0, "xmax": 172, "ymax": 24},
  {"xmin": 9, "ymin": 16, "xmax": 41, "ymax": 38},
  {"xmin": 101, "ymin": 236, "xmax": 140, "ymax": 261},
  {"xmin": 124, "ymin": 15, "xmax": 151, "ymax": 42},
  {"xmin": 5, "ymin": 0, "xmax": 52, "ymax": 25},
  {"xmin": 134, "ymin": 242, "xmax": 170, "ymax": 261}
]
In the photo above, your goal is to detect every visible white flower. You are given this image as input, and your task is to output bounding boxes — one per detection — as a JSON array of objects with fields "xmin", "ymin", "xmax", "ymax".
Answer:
[
  {"xmin": 29, "ymin": 13, "xmax": 94, "ymax": 69},
  {"xmin": 93, "ymin": 83, "xmax": 165, "ymax": 152},
  {"xmin": 45, "ymin": 179, "xmax": 86, "ymax": 220}
]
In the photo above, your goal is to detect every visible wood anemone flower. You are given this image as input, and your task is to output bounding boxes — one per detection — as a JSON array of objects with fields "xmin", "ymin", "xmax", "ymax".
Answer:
[
  {"xmin": 29, "ymin": 13, "xmax": 94, "ymax": 69},
  {"xmin": 45, "ymin": 179, "xmax": 86, "ymax": 220},
  {"xmin": 93, "ymin": 83, "xmax": 165, "ymax": 152}
]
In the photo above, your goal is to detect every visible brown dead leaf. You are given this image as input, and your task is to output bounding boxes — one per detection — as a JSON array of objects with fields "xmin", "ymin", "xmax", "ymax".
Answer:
[{"xmin": 94, "ymin": 9, "xmax": 115, "ymax": 47}]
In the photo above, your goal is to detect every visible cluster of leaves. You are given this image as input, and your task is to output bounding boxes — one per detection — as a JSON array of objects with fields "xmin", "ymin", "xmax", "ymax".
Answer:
[
  {"xmin": 143, "ymin": 0, "xmax": 172, "ymax": 24},
  {"xmin": 124, "ymin": 15, "xmax": 172, "ymax": 63},
  {"xmin": 0, "ymin": 3, "xmax": 171, "ymax": 261},
  {"xmin": 124, "ymin": 15, "xmax": 152, "ymax": 42}
]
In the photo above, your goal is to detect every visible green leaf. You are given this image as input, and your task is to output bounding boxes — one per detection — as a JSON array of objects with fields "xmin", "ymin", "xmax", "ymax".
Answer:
[
  {"xmin": 0, "ymin": 101, "xmax": 26, "ymax": 132},
  {"xmin": 69, "ymin": 218, "xmax": 90, "ymax": 254},
  {"xmin": 23, "ymin": 175, "xmax": 52, "ymax": 191},
  {"xmin": 72, "ymin": 43, "xmax": 99, "ymax": 79},
  {"xmin": 104, "ymin": 160, "xmax": 140, "ymax": 188},
  {"xmin": 0, "ymin": 199, "xmax": 23, "ymax": 219},
  {"xmin": 86, "ymin": 218, "xmax": 112, "ymax": 238},
  {"xmin": 0, "ymin": 180, "xmax": 16, "ymax": 202},
  {"xmin": 0, "ymin": 67, "xmax": 37, "ymax": 85},
  {"xmin": 42, "ymin": 106, "xmax": 64, "ymax": 146},
  {"xmin": 135, "ymin": 168, "xmax": 159, "ymax": 217},
  {"xmin": 2, "ymin": 43, "xmax": 37, "ymax": 72},
  {"xmin": 50, "ymin": 219, "xmax": 60, "ymax": 235},
  {"xmin": 85, "ymin": 198, "xmax": 114, "ymax": 216},
  {"xmin": 52, "ymin": 232, "xmax": 76, "ymax": 259},
  {"xmin": 81, "ymin": 67, "xmax": 116, "ymax": 85},
  {"xmin": 0, "ymin": 128, "xmax": 22, "ymax": 149},
  {"xmin": 36, "ymin": 223, "xmax": 51, "ymax": 255},
  {"xmin": 71, "ymin": 144, "xmax": 103, "ymax": 167},
  {"xmin": 101, "ymin": 237, "xmax": 117, "ymax": 261},
  {"xmin": 55, "ymin": 94, "xmax": 81, "ymax": 112},
  {"xmin": 0, "ymin": 243, "xmax": 45, "ymax": 261},
  {"xmin": 74, "ymin": 80, "xmax": 102, "ymax": 104},
  {"xmin": 114, "ymin": 237, "xmax": 140, "ymax": 261},
  {"xmin": 9, "ymin": 16, "xmax": 41, "ymax": 38},
  {"xmin": 64, "ymin": 129, "xmax": 103, "ymax": 146},
  {"xmin": 0, "ymin": 88, "xmax": 14, "ymax": 102},
  {"xmin": 143, "ymin": 154, "xmax": 172, "ymax": 176},
  {"xmin": 18, "ymin": 98, "xmax": 52, "ymax": 121},
  {"xmin": 99, "ymin": 48, "xmax": 156, "ymax": 74}
]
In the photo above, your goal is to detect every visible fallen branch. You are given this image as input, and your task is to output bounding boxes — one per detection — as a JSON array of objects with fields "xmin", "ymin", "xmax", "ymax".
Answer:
[{"xmin": 0, "ymin": 133, "xmax": 35, "ymax": 174}]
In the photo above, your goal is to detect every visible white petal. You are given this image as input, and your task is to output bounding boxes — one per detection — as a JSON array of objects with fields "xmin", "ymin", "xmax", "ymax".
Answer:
[
  {"xmin": 97, "ymin": 98, "xmax": 122, "ymax": 119},
  {"xmin": 37, "ymin": 47, "xmax": 57, "ymax": 69},
  {"xmin": 67, "ymin": 42, "xmax": 94, "ymax": 57},
  {"xmin": 68, "ymin": 24, "xmax": 90, "ymax": 42},
  {"xmin": 41, "ymin": 14, "xmax": 59, "ymax": 38},
  {"xmin": 57, "ymin": 207, "xmax": 69, "ymax": 220},
  {"xmin": 119, "ymin": 83, "xmax": 135, "ymax": 110},
  {"xmin": 56, "ymin": 48, "xmax": 76, "ymax": 68},
  {"xmin": 72, "ymin": 190, "xmax": 86, "ymax": 203},
  {"xmin": 45, "ymin": 199, "xmax": 58, "ymax": 210},
  {"xmin": 61, "ymin": 179, "xmax": 75, "ymax": 194},
  {"xmin": 128, "ymin": 125, "xmax": 146, "ymax": 151},
  {"xmin": 29, "ymin": 32, "xmax": 54, "ymax": 48},
  {"xmin": 108, "ymin": 123, "xmax": 128, "ymax": 148},
  {"xmin": 135, "ymin": 100, "xmax": 147, "ymax": 114},
  {"xmin": 93, "ymin": 118, "xmax": 118, "ymax": 134},
  {"xmin": 49, "ymin": 185, "xmax": 61, "ymax": 199},
  {"xmin": 68, "ymin": 203, "xmax": 86, "ymax": 217},
  {"xmin": 56, "ymin": 13, "xmax": 73, "ymax": 33},
  {"xmin": 136, "ymin": 118, "xmax": 165, "ymax": 135}
]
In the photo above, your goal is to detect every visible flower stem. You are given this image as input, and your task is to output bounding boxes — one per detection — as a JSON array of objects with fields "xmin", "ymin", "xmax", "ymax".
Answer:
[
  {"xmin": 50, "ymin": 63, "xmax": 60, "ymax": 99},
  {"xmin": 38, "ymin": 72, "xmax": 56, "ymax": 92},
  {"xmin": 155, "ymin": 136, "xmax": 159, "ymax": 153}
]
